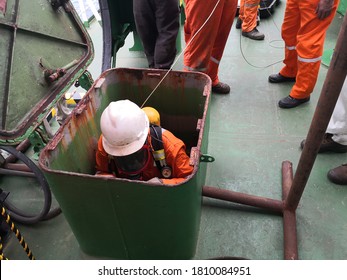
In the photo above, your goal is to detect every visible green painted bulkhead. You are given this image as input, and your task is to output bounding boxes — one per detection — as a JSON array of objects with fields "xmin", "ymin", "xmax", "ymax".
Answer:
[{"xmin": 39, "ymin": 68, "xmax": 211, "ymax": 259}]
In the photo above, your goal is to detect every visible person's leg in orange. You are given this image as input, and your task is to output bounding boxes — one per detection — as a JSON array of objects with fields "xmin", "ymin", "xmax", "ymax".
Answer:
[
  {"xmin": 269, "ymin": 0, "xmax": 299, "ymax": 84},
  {"xmin": 237, "ymin": 0, "xmax": 245, "ymax": 29},
  {"xmin": 184, "ymin": 0, "xmax": 232, "ymax": 94},
  {"xmin": 240, "ymin": 0, "xmax": 264, "ymax": 40},
  {"xmin": 278, "ymin": 0, "xmax": 338, "ymax": 108},
  {"xmin": 184, "ymin": 0, "xmax": 222, "ymax": 73},
  {"xmin": 207, "ymin": 0, "xmax": 237, "ymax": 92},
  {"xmin": 241, "ymin": 0, "xmax": 258, "ymax": 32},
  {"xmin": 290, "ymin": 0, "xmax": 338, "ymax": 99}
]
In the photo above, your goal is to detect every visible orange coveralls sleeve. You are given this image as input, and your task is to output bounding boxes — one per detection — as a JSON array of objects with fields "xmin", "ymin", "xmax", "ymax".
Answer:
[
  {"xmin": 183, "ymin": 0, "xmax": 237, "ymax": 86},
  {"xmin": 0, "ymin": 0, "xmax": 6, "ymax": 13},
  {"xmin": 279, "ymin": 0, "xmax": 339, "ymax": 99},
  {"xmin": 160, "ymin": 129, "xmax": 194, "ymax": 185},
  {"xmin": 95, "ymin": 135, "xmax": 113, "ymax": 175}
]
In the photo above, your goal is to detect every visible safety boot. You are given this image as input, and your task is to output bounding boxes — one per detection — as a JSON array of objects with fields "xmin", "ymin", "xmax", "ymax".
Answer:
[
  {"xmin": 212, "ymin": 82, "xmax": 230, "ymax": 94},
  {"xmin": 268, "ymin": 73, "xmax": 296, "ymax": 83},
  {"xmin": 236, "ymin": 18, "xmax": 242, "ymax": 29},
  {"xmin": 278, "ymin": 95, "xmax": 310, "ymax": 109},
  {"xmin": 327, "ymin": 164, "xmax": 347, "ymax": 185},
  {"xmin": 300, "ymin": 133, "xmax": 347, "ymax": 153},
  {"xmin": 242, "ymin": 28, "xmax": 264, "ymax": 40}
]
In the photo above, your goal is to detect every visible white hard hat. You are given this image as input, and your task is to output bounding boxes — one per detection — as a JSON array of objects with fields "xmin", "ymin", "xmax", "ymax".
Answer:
[{"xmin": 100, "ymin": 100, "xmax": 149, "ymax": 156}]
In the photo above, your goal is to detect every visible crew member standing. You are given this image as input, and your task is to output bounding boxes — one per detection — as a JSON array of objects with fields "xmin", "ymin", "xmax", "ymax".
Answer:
[
  {"xmin": 268, "ymin": 0, "xmax": 339, "ymax": 109},
  {"xmin": 133, "ymin": 0, "xmax": 180, "ymax": 69},
  {"xmin": 183, "ymin": 0, "xmax": 238, "ymax": 94}
]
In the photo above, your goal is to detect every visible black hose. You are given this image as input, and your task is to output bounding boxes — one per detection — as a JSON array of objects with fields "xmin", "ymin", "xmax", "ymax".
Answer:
[
  {"xmin": 99, "ymin": 0, "xmax": 112, "ymax": 72},
  {"xmin": 0, "ymin": 146, "xmax": 61, "ymax": 224},
  {"xmin": 3, "ymin": 199, "xmax": 62, "ymax": 221}
]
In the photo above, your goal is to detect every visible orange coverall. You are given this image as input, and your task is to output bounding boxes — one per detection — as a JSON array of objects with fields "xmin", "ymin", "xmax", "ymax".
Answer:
[
  {"xmin": 95, "ymin": 129, "xmax": 194, "ymax": 185},
  {"xmin": 279, "ymin": 0, "xmax": 339, "ymax": 99},
  {"xmin": 0, "ymin": 0, "xmax": 6, "ymax": 13},
  {"xmin": 183, "ymin": 0, "xmax": 238, "ymax": 86},
  {"xmin": 238, "ymin": 0, "xmax": 260, "ymax": 32}
]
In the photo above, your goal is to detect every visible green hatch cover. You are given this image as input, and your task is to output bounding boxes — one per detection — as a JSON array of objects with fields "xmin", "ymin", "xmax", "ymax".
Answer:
[{"xmin": 0, "ymin": 0, "xmax": 94, "ymax": 144}]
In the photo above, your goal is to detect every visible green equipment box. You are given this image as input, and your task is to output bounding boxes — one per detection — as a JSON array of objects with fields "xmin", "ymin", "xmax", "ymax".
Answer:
[{"xmin": 39, "ymin": 68, "xmax": 211, "ymax": 259}]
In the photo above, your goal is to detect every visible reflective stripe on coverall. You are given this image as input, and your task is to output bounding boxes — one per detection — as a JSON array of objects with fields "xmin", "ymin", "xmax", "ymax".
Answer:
[
  {"xmin": 238, "ymin": 0, "xmax": 260, "ymax": 32},
  {"xmin": 183, "ymin": 0, "xmax": 238, "ymax": 86},
  {"xmin": 279, "ymin": 0, "xmax": 339, "ymax": 99},
  {"xmin": 95, "ymin": 130, "xmax": 194, "ymax": 185}
]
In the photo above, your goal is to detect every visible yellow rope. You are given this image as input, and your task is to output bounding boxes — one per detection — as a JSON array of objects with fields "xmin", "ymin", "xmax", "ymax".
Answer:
[
  {"xmin": 0, "ymin": 206, "xmax": 35, "ymax": 260},
  {"xmin": 0, "ymin": 235, "xmax": 8, "ymax": 260}
]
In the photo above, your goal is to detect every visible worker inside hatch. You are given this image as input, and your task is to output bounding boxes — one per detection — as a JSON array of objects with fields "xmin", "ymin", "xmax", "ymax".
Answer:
[{"xmin": 95, "ymin": 100, "xmax": 193, "ymax": 185}]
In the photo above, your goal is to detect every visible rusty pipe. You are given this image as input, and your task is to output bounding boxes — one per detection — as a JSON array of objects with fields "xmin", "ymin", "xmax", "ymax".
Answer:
[
  {"xmin": 3, "ymin": 139, "xmax": 31, "ymax": 164},
  {"xmin": 283, "ymin": 209, "xmax": 298, "ymax": 260},
  {"xmin": 282, "ymin": 161, "xmax": 293, "ymax": 201},
  {"xmin": 281, "ymin": 161, "xmax": 298, "ymax": 260},
  {"xmin": 4, "ymin": 163, "xmax": 32, "ymax": 172},
  {"xmin": 0, "ymin": 168, "xmax": 35, "ymax": 177},
  {"xmin": 285, "ymin": 14, "xmax": 347, "ymax": 211},
  {"xmin": 202, "ymin": 186, "xmax": 283, "ymax": 214}
]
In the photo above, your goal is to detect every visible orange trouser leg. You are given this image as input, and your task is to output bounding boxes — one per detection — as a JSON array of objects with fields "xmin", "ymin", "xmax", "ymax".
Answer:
[
  {"xmin": 291, "ymin": 0, "xmax": 339, "ymax": 99},
  {"xmin": 239, "ymin": 0, "xmax": 245, "ymax": 20},
  {"xmin": 290, "ymin": 60, "xmax": 321, "ymax": 99},
  {"xmin": 184, "ymin": 0, "xmax": 237, "ymax": 85},
  {"xmin": 280, "ymin": 0, "xmax": 339, "ymax": 99},
  {"xmin": 279, "ymin": 0, "xmax": 300, "ymax": 78},
  {"xmin": 239, "ymin": 0, "xmax": 259, "ymax": 32},
  {"xmin": 207, "ymin": 0, "xmax": 237, "ymax": 85},
  {"xmin": 184, "ymin": 0, "xmax": 221, "ymax": 74}
]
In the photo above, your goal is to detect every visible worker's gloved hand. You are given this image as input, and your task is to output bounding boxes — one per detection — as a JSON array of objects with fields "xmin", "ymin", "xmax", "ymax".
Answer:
[{"xmin": 147, "ymin": 177, "xmax": 163, "ymax": 185}]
